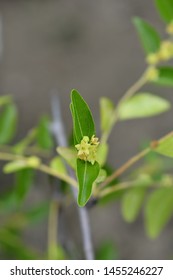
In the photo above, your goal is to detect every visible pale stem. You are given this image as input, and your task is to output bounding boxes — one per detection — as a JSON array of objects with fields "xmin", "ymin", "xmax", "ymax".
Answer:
[
  {"xmin": 50, "ymin": 93, "xmax": 94, "ymax": 260},
  {"xmin": 99, "ymin": 130, "xmax": 173, "ymax": 189},
  {"xmin": 99, "ymin": 148, "xmax": 151, "ymax": 189},
  {"xmin": 0, "ymin": 152, "xmax": 78, "ymax": 188},
  {"xmin": 98, "ymin": 178, "xmax": 173, "ymax": 198}
]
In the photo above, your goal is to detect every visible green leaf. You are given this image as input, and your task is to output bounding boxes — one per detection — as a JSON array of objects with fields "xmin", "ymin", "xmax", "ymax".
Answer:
[
  {"xmin": 145, "ymin": 188, "xmax": 173, "ymax": 238},
  {"xmin": 77, "ymin": 159, "xmax": 100, "ymax": 207},
  {"xmin": 70, "ymin": 103, "xmax": 78, "ymax": 145},
  {"xmin": 3, "ymin": 160, "xmax": 31, "ymax": 173},
  {"xmin": 152, "ymin": 133, "xmax": 173, "ymax": 158},
  {"xmin": 36, "ymin": 115, "xmax": 53, "ymax": 150},
  {"xmin": 3, "ymin": 157, "xmax": 41, "ymax": 173},
  {"xmin": 121, "ymin": 174, "xmax": 152, "ymax": 222},
  {"xmin": 0, "ymin": 103, "xmax": 18, "ymax": 144},
  {"xmin": 57, "ymin": 146, "xmax": 76, "ymax": 169},
  {"xmin": 118, "ymin": 93, "xmax": 170, "ymax": 120},
  {"xmin": 154, "ymin": 67, "xmax": 173, "ymax": 87},
  {"xmin": 14, "ymin": 169, "xmax": 35, "ymax": 201},
  {"xmin": 96, "ymin": 241, "xmax": 118, "ymax": 260},
  {"xmin": 155, "ymin": 0, "xmax": 173, "ymax": 23},
  {"xmin": 96, "ymin": 143, "xmax": 108, "ymax": 167},
  {"xmin": 122, "ymin": 187, "xmax": 146, "ymax": 223},
  {"xmin": 100, "ymin": 97, "xmax": 115, "ymax": 134},
  {"xmin": 50, "ymin": 156, "xmax": 67, "ymax": 175},
  {"xmin": 133, "ymin": 17, "xmax": 161, "ymax": 54},
  {"xmin": 71, "ymin": 89, "xmax": 95, "ymax": 143},
  {"xmin": 95, "ymin": 169, "xmax": 107, "ymax": 184}
]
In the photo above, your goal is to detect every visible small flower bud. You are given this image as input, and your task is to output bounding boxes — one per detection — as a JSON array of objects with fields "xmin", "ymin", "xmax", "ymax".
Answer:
[
  {"xmin": 146, "ymin": 53, "xmax": 159, "ymax": 65},
  {"xmin": 145, "ymin": 66, "xmax": 159, "ymax": 81},
  {"xmin": 158, "ymin": 41, "xmax": 173, "ymax": 61}
]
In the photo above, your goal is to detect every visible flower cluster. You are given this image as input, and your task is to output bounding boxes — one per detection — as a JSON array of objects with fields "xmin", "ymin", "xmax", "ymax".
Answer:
[
  {"xmin": 75, "ymin": 135, "xmax": 99, "ymax": 165},
  {"xmin": 146, "ymin": 40, "xmax": 173, "ymax": 65}
]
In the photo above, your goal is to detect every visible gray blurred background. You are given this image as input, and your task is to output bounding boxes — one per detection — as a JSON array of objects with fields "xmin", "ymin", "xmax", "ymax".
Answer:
[{"xmin": 0, "ymin": 0, "xmax": 173, "ymax": 259}]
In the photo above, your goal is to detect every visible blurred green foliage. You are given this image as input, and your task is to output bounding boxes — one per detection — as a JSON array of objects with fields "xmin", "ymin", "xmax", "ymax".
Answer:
[{"xmin": 1, "ymin": 0, "xmax": 173, "ymax": 260}]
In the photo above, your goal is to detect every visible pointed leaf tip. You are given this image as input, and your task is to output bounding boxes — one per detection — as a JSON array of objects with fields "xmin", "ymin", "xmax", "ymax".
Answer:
[
  {"xmin": 133, "ymin": 17, "xmax": 160, "ymax": 54},
  {"xmin": 70, "ymin": 89, "xmax": 95, "ymax": 143}
]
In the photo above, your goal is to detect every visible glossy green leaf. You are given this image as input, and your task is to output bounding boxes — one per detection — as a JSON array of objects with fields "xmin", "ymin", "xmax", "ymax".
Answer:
[
  {"xmin": 77, "ymin": 159, "xmax": 100, "ymax": 207},
  {"xmin": 36, "ymin": 115, "xmax": 53, "ymax": 150},
  {"xmin": 145, "ymin": 188, "xmax": 173, "ymax": 238},
  {"xmin": 70, "ymin": 103, "xmax": 78, "ymax": 145},
  {"xmin": 153, "ymin": 133, "xmax": 173, "ymax": 158},
  {"xmin": 57, "ymin": 146, "xmax": 76, "ymax": 169},
  {"xmin": 0, "ymin": 103, "xmax": 18, "ymax": 144},
  {"xmin": 122, "ymin": 187, "xmax": 146, "ymax": 223},
  {"xmin": 154, "ymin": 67, "xmax": 173, "ymax": 86},
  {"xmin": 155, "ymin": 0, "xmax": 173, "ymax": 23},
  {"xmin": 118, "ymin": 93, "xmax": 170, "ymax": 120},
  {"xmin": 100, "ymin": 97, "xmax": 115, "ymax": 134},
  {"xmin": 71, "ymin": 89, "xmax": 95, "ymax": 143},
  {"xmin": 14, "ymin": 169, "xmax": 35, "ymax": 201},
  {"xmin": 50, "ymin": 156, "xmax": 67, "ymax": 175},
  {"xmin": 133, "ymin": 17, "xmax": 161, "ymax": 54}
]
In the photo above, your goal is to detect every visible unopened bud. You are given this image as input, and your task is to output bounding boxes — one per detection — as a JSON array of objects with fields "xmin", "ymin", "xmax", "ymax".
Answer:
[{"xmin": 145, "ymin": 66, "xmax": 159, "ymax": 81}]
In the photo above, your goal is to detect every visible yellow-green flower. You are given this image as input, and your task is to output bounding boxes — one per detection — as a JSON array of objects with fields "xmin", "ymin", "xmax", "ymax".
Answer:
[
  {"xmin": 75, "ymin": 135, "xmax": 99, "ymax": 164},
  {"xmin": 158, "ymin": 41, "xmax": 173, "ymax": 61},
  {"xmin": 146, "ymin": 41, "xmax": 173, "ymax": 65},
  {"xmin": 146, "ymin": 53, "xmax": 160, "ymax": 65}
]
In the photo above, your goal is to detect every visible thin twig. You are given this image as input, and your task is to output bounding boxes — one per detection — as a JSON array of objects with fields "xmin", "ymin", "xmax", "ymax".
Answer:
[
  {"xmin": 98, "ymin": 177, "xmax": 173, "ymax": 199},
  {"xmin": 38, "ymin": 164, "xmax": 78, "ymax": 188},
  {"xmin": 99, "ymin": 148, "xmax": 150, "ymax": 189},
  {"xmin": 99, "ymin": 130, "xmax": 173, "ymax": 189},
  {"xmin": 50, "ymin": 92, "xmax": 94, "ymax": 260},
  {"xmin": 0, "ymin": 151, "xmax": 77, "ymax": 188},
  {"xmin": 117, "ymin": 71, "xmax": 147, "ymax": 105}
]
